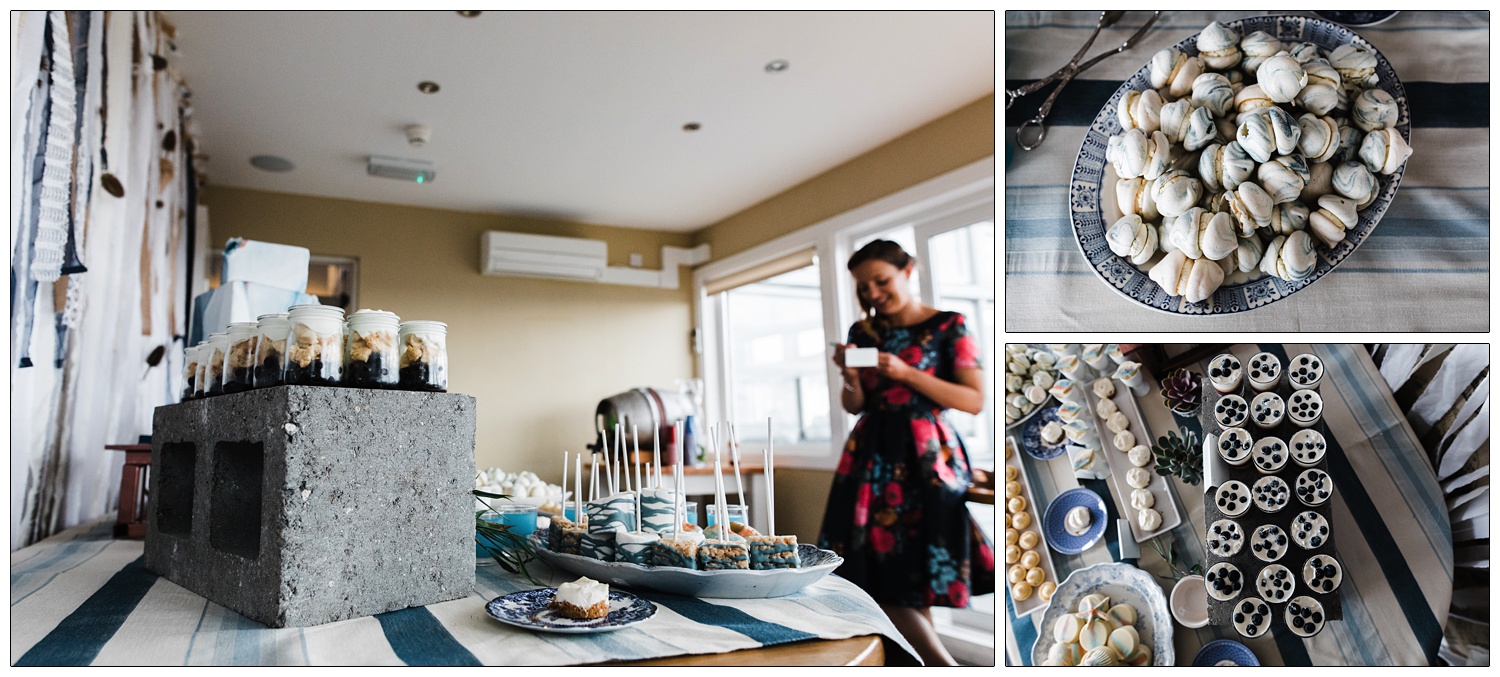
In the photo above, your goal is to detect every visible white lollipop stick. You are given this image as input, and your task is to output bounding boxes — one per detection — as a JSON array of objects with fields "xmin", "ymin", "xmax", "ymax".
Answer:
[
  {"xmin": 653, "ymin": 429, "xmax": 662, "ymax": 489},
  {"xmin": 728, "ymin": 422, "xmax": 746, "ymax": 514},
  {"xmin": 575, "ymin": 454, "xmax": 583, "ymax": 524},
  {"xmin": 561, "ymin": 450, "xmax": 569, "ymax": 512},
  {"xmin": 599, "ymin": 428, "xmax": 613, "ymax": 497},
  {"xmin": 767, "ymin": 416, "xmax": 776, "ymax": 537},
  {"xmin": 589, "ymin": 452, "xmax": 599, "ymax": 502}
]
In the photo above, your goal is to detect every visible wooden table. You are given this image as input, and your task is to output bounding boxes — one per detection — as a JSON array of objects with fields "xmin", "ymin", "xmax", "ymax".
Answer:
[{"xmin": 104, "ymin": 443, "xmax": 152, "ymax": 538}]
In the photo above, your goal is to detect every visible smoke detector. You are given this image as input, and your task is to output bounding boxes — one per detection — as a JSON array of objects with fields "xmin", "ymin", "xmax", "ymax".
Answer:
[
  {"xmin": 405, "ymin": 124, "xmax": 431, "ymax": 147},
  {"xmin": 367, "ymin": 156, "xmax": 435, "ymax": 184}
]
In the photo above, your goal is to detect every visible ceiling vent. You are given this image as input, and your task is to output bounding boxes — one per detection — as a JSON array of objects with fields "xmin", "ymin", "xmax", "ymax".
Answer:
[
  {"xmin": 481, "ymin": 231, "xmax": 608, "ymax": 281},
  {"xmin": 367, "ymin": 155, "xmax": 435, "ymax": 183}
]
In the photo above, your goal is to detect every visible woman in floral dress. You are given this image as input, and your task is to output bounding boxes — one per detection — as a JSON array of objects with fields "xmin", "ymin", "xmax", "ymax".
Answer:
[{"xmin": 819, "ymin": 240, "xmax": 995, "ymax": 666}]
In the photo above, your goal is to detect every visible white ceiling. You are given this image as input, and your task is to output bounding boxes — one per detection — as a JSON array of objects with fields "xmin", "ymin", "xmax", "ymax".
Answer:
[{"xmin": 164, "ymin": 10, "xmax": 995, "ymax": 232}]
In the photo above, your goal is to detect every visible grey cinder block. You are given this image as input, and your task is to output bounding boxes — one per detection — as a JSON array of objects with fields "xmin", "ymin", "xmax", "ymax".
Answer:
[{"xmin": 145, "ymin": 386, "xmax": 477, "ymax": 628}]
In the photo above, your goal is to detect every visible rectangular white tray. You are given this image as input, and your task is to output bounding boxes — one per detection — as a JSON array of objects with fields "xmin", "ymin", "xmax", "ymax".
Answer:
[
  {"xmin": 1081, "ymin": 378, "xmax": 1182, "ymax": 543},
  {"xmin": 1004, "ymin": 436, "xmax": 1060, "ymax": 617}
]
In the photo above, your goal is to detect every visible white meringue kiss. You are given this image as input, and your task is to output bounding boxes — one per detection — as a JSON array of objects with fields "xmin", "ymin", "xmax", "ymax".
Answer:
[{"xmin": 1150, "ymin": 250, "xmax": 1225, "ymax": 304}]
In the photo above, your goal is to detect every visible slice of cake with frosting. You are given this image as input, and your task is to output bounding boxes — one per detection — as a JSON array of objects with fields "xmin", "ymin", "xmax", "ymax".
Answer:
[{"xmin": 552, "ymin": 576, "xmax": 610, "ymax": 620}]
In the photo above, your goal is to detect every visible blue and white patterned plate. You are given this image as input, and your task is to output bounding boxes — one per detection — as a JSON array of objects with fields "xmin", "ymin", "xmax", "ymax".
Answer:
[
  {"xmin": 530, "ymin": 532, "xmax": 843, "ymax": 598},
  {"xmin": 485, "ymin": 588, "xmax": 656, "ymax": 634},
  {"xmin": 1031, "ymin": 562, "xmax": 1175, "ymax": 666},
  {"xmin": 1043, "ymin": 487, "xmax": 1106, "ymax": 555},
  {"xmin": 1020, "ymin": 404, "xmax": 1068, "ymax": 460},
  {"xmin": 1193, "ymin": 639, "xmax": 1261, "ymax": 666},
  {"xmin": 1070, "ymin": 15, "xmax": 1411, "ymax": 316}
]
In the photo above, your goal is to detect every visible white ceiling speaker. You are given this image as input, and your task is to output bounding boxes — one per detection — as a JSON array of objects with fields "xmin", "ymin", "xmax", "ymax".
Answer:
[
  {"xmin": 404, "ymin": 124, "xmax": 431, "ymax": 147},
  {"xmin": 367, "ymin": 155, "xmax": 435, "ymax": 184}
]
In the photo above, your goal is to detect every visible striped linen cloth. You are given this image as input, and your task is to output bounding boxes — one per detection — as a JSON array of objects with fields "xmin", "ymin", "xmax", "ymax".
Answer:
[
  {"xmin": 10, "ymin": 522, "xmax": 919, "ymax": 666},
  {"xmin": 1003, "ymin": 344, "xmax": 1452, "ymax": 666},
  {"xmin": 1004, "ymin": 11, "xmax": 1488, "ymax": 330}
]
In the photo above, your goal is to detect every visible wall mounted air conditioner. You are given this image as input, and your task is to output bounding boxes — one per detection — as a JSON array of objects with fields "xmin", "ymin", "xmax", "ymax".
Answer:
[{"xmin": 481, "ymin": 231, "xmax": 608, "ymax": 281}]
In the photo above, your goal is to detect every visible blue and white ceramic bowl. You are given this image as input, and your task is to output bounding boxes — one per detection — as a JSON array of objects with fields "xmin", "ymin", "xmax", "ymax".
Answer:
[
  {"xmin": 1193, "ymin": 639, "xmax": 1261, "ymax": 666},
  {"xmin": 1043, "ymin": 487, "xmax": 1107, "ymax": 555},
  {"xmin": 1031, "ymin": 562, "xmax": 1175, "ymax": 666},
  {"xmin": 486, "ymin": 588, "xmax": 656, "ymax": 634},
  {"xmin": 1020, "ymin": 404, "xmax": 1068, "ymax": 460},
  {"xmin": 1070, "ymin": 15, "xmax": 1411, "ymax": 316}
]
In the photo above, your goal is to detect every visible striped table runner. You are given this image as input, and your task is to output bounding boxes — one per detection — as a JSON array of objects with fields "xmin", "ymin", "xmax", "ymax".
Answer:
[
  {"xmin": 1003, "ymin": 344, "xmax": 1451, "ymax": 665},
  {"xmin": 1004, "ymin": 11, "xmax": 1488, "ymax": 330},
  {"xmin": 10, "ymin": 521, "xmax": 919, "ymax": 666}
]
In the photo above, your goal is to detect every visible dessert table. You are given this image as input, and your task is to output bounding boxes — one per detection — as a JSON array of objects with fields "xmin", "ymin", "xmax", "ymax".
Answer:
[
  {"xmin": 1004, "ymin": 10, "xmax": 1489, "ymax": 331},
  {"xmin": 11, "ymin": 521, "xmax": 919, "ymax": 666},
  {"xmin": 1003, "ymin": 344, "xmax": 1452, "ymax": 665}
]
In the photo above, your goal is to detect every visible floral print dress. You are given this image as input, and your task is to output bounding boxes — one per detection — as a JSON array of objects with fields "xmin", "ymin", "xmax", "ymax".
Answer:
[{"xmin": 818, "ymin": 311, "xmax": 996, "ymax": 608}]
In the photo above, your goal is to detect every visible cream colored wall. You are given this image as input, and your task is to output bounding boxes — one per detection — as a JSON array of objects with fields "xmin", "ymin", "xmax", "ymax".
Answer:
[{"xmin": 203, "ymin": 187, "xmax": 696, "ymax": 481}]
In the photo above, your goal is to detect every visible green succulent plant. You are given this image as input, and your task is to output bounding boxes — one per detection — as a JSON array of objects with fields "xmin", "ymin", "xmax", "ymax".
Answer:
[
  {"xmin": 1152, "ymin": 429, "xmax": 1202, "ymax": 486},
  {"xmin": 1159, "ymin": 368, "xmax": 1203, "ymax": 414}
]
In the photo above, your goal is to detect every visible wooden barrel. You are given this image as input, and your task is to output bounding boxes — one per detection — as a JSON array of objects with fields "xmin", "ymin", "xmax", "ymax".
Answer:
[{"xmin": 594, "ymin": 388, "xmax": 696, "ymax": 460}]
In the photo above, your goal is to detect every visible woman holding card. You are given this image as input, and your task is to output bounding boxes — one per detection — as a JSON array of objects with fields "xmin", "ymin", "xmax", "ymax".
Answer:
[{"xmin": 822, "ymin": 239, "xmax": 994, "ymax": 666}]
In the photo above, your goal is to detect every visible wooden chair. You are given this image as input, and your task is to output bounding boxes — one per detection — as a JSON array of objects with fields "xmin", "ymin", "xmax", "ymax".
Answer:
[{"xmin": 105, "ymin": 444, "xmax": 152, "ymax": 538}]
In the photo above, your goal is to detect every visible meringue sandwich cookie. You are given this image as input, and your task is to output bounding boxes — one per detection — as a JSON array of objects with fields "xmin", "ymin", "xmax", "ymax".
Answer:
[
  {"xmin": 1082, "ymin": 344, "xmax": 1111, "ymax": 370},
  {"xmin": 1292, "ymin": 510, "xmax": 1331, "ymax": 550},
  {"xmin": 1252, "ymin": 475, "xmax": 1291, "ymax": 514},
  {"xmin": 1206, "ymin": 518, "xmax": 1245, "ymax": 557},
  {"xmin": 1232, "ymin": 597, "xmax": 1273, "ymax": 639},
  {"xmin": 1296, "ymin": 468, "xmax": 1334, "ymax": 507},
  {"xmin": 1287, "ymin": 353, "xmax": 1325, "ymax": 391},
  {"xmin": 1250, "ymin": 523, "xmax": 1289, "ymax": 563},
  {"xmin": 1050, "ymin": 378, "xmax": 1085, "ymax": 404},
  {"xmin": 1205, "ymin": 561, "xmax": 1244, "ymax": 602},
  {"xmin": 1212, "ymin": 394, "xmax": 1250, "ymax": 429},
  {"xmin": 1256, "ymin": 563, "xmax": 1297, "ymax": 604},
  {"xmin": 1246, "ymin": 352, "xmax": 1282, "ymax": 392},
  {"xmin": 1208, "ymin": 354, "xmax": 1243, "ymax": 394},
  {"xmin": 1218, "ymin": 427, "xmax": 1254, "ymax": 466},
  {"xmin": 1287, "ymin": 390, "xmax": 1324, "ymax": 428},
  {"xmin": 1056, "ymin": 401, "xmax": 1087, "ymax": 424},
  {"xmin": 1290, "ymin": 429, "xmax": 1328, "ymax": 467},
  {"xmin": 1249, "ymin": 392, "xmax": 1286, "ymax": 430},
  {"xmin": 1285, "ymin": 596, "xmax": 1327, "ymax": 638},
  {"xmin": 1303, "ymin": 554, "xmax": 1343, "ymax": 594},
  {"xmin": 1252, "ymin": 436, "xmax": 1289, "ymax": 474},
  {"xmin": 1215, "ymin": 480, "xmax": 1251, "ymax": 518}
]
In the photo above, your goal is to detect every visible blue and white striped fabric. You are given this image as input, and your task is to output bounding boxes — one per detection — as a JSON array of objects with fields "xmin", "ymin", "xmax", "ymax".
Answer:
[
  {"xmin": 10, "ymin": 520, "xmax": 919, "ymax": 666},
  {"xmin": 1004, "ymin": 11, "xmax": 1488, "ymax": 330},
  {"xmin": 1003, "ymin": 344, "xmax": 1452, "ymax": 666}
]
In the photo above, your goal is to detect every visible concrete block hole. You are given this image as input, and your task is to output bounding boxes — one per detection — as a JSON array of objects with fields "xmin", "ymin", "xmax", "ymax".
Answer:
[
  {"xmin": 210, "ymin": 440, "xmax": 265, "ymax": 559},
  {"xmin": 156, "ymin": 442, "xmax": 197, "ymax": 536}
]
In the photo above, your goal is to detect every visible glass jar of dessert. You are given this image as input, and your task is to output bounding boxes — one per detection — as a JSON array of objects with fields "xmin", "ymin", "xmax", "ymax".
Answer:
[
  {"xmin": 222, "ymin": 322, "xmax": 259, "ymax": 394},
  {"xmin": 193, "ymin": 343, "xmax": 209, "ymax": 399},
  {"xmin": 344, "ymin": 309, "xmax": 400, "ymax": 389},
  {"xmin": 283, "ymin": 304, "xmax": 346, "ymax": 386},
  {"xmin": 252, "ymin": 312, "xmax": 290, "ymax": 388},
  {"xmin": 203, "ymin": 332, "xmax": 231, "ymax": 397},
  {"xmin": 398, "ymin": 320, "xmax": 448, "ymax": 392},
  {"xmin": 181, "ymin": 344, "xmax": 201, "ymax": 401}
]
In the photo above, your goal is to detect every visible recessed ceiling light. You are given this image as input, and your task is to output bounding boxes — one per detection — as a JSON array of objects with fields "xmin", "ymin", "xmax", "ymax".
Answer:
[
  {"xmin": 765, "ymin": 59, "xmax": 789, "ymax": 73},
  {"xmin": 682, "ymin": 122, "xmax": 701, "ymax": 132},
  {"xmin": 417, "ymin": 81, "xmax": 440, "ymax": 94},
  {"xmin": 456, "ymin": 11, "xmax": 481, "ymax": 18},
  {"xmin": 249, "ymin": 155, "xmax": 295, "ymax": 173}
]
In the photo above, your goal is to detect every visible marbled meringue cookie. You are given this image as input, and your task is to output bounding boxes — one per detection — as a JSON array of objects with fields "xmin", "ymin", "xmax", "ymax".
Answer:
[
  {"xmin": 1231, "ymin": 234, "xmax": 1266, "ymax": 273},
  {"xmin": 1297, "ymin": 113, "xmax": 1341, "ymax": 164},
  {"xmin": 1106, "ymin": 214, "xmax": 1160, "ymax": 266},
  {"xmin": 1152, "ymin": 170, "xmax": 1204, "ymax": 218},
  {"xmin": 1260, "ymin": 231, "xmax": 1318, "ymax": 282},
  {"xmin": 1225, "ymin": 182, "xmax": 1275, "ymax": 236},
  {"xmin": 1199, "ymin": 141, "xmax": 1256, "ymax": 193},
  {"xmin": 1308, "ymin": 193, "xmax": 1359, "ymax": 247},
  {"xmin": 1240, "ymin": 30, "xmax": 1282, "ymax": 73},
  {"xmin": 1158, "ymin": 99, "xmax": 1218, "ymax": 151},
  {"xmin": 1237, "ymin": 107, "xmax": 1301, "ymax": 164},
  {"xmin": 1117, "ymin": 88, "xmax": 1165, "ymax": 134},
  {"xmin": 1191, "ymin": 72, "xmax": 1236, "ymax": 118},
  {"xmin": 1286, "ymin": 41, "xmax": 1323, "ymax": 64},
  {"xmin": 1296, "ymin": 59, "xmax": 1345, "ymax": 116},
  {"xmin": 1329, "ymin": 43, "xmax": 1379, "ymax": 91},
  {"xmin": 1256, "ymin": 53, "xmax": 1308, "ymax": 103},
  {"xmin": 1116, "ymin": 177, "xmax": 1162, "ymax": 222},
  {"xmin": 1232, "ymin": 83, "xmax": 1276, "ymax": 124},
  {"xmin": 1167, "ymin": 207, "xmax": 1238, "ymax": 260},
  {"xmin": 1331, "ymin": 119, "xmax": 1364, "ymax": 165},
  {"xmin": 1107, "ymin": 128, "xmax": 1174, "ymax": 180},
  {"xmin": 1257, "ymin": 154, "xmax": 1311, "ymax": 204},
  {"xmin": 1149, "ymin": 250, "xmax": 1225, "ymax": 304},
  {"xmin": 1352, "ymin": 88, "xmax": 1398, "ymax": 131},
  {"xmin": 1196, "ymin": 21, "xmax": 1242, "ymax": 70},
  {"xmin": 1266, "ymin": 201, "xmax": 1310, "ymax": 236},
  {"xmin": 1149, "ymin": 47, "xmax": 1205, "ymax": 98},
  {"xmin": 1300, "ymin": 161, "xmax": 1335, "ymax": 204},
  {"xmin": 1359, "ymin": 128, "xmax": 1413, "ymax": 175},
  {"xmin": 1332, "ymin": 161, "xmax": 1378, "ymax": 209}
]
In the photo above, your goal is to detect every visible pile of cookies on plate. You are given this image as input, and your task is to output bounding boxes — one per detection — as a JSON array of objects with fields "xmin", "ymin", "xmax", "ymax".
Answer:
[{"xmin": 1004, "ymin": 446, "xmax": 1056, "ymax": 605}]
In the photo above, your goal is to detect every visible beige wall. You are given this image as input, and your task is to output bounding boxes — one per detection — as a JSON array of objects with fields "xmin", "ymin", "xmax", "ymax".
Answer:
[{"xmin": 203, "ymin": 187, "xmax": 696, "ymax": 480}]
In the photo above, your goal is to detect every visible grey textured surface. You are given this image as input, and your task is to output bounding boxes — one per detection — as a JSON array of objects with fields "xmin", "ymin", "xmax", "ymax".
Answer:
[{"xmin": 145, "ymin": 386, "xmax": 477, "ymax": 628}]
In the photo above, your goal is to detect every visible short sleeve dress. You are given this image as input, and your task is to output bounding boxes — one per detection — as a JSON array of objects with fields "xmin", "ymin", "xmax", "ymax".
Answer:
[{"xmin": 817, "ymin": 310, "xmax": 996, "ymax": 608}]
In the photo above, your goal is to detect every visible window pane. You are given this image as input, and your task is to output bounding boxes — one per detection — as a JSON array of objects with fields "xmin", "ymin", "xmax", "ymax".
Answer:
[
  {"xmin": 724, "ymin": 263, "xmax": 830, "ymax": 446},
  {"xmin": 929, "ymin": 227, "xmax": 974, "ymax": 286},
  {"xmin": 975, "ymin": 221, "xmax": 995, "ymax": 286}
]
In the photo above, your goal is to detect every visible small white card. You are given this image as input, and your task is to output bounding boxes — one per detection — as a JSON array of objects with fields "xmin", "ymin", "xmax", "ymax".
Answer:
[{"xmin": 845, "ymin": 347, "xmax": 878, "ymax": 368}]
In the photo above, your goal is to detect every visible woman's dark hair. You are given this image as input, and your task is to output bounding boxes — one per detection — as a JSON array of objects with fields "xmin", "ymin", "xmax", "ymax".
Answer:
[{"xmin": 847, "ymin": 239, "xmax": 917, "ymax": 335}]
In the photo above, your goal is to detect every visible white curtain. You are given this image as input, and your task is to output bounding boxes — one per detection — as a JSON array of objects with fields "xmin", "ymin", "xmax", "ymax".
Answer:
[{"xmin": 10, "ymin": 11, "xmax": 199, "ymax": 548}]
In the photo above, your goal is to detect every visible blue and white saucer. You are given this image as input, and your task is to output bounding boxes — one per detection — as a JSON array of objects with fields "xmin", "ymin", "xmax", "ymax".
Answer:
[
  {"xmin": 1193, "ymin": 639, "xmax": 1260, "ymax": 667},
  {"xmin": 485, "ymin": 588, "xmax": 656, "ymax": 634},
  {"xmin": 1043, "ymin": 488, "xmax": 1107, "ymax": 555},
  {"xmin": 1020, "ymin": 405, "xmax": 1068, "ymax": 460}
]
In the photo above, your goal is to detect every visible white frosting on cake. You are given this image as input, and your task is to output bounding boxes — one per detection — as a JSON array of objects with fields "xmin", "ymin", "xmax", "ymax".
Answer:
[
  {"xmin": 1127, "ymin": 444, "xmax": 1153, "ymax": 468},
  {"xmin": 1092, "ymin": 378, "xmax": 1116, "ymax": 399},
  {"xmin": 1096, "ymin": 397, "xmax": 1119, "ymax": 418},
  {"xmin": 1113, "ymin": 430, "xmax": 1137, "ymax": 452},
  {"xmin": 1107, "ymin": 411, "xmax": 1131, "ymax": 433},
  {"xmin": 556, "ymin": 577, "xmax": 608, "ymax": 608},
  {"xmin": 1127, "ymin": 467, "xmax": 1152, "ymax": 489},
  {"xmin": 1137, "ymin": 508, "xmax": 1162, "ymax": 531},
  {"xmin": 1041, "ymin": 421, "xmax": 1065, "ymax": 445}
]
